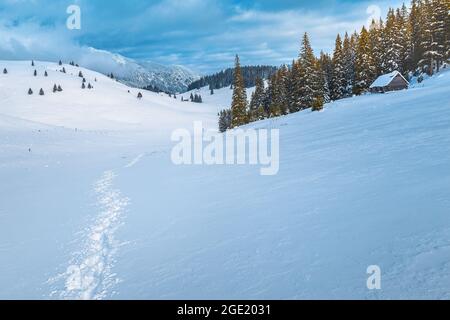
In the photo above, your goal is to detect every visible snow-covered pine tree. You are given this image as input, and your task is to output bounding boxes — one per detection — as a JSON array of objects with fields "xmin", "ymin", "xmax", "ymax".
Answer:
[
  {"xmin": 88, "ymin": 83, "xmax": 92, "ymax": 89},
  {"xmin": 79, "ymin": 71, "xmax": 84, "ymax": 78},
  {"xmin": 44, "ymin": 71, "xmax": 48, "ymax": 77},
  {"xmin": 231, "ymin": 55, "xmax": 248, "ymax": 127},
  {"xmin": 409, "ymin": 0, "xmax": 425, "ymax": 73},
  {"xmin": 39, "ymin": 88, "xmax": 44, "ymax": 96},
  {"xmin": 249, "ymin": 77, "xmax": 265, "ymax": 120},
  {"xmin": 318, "ymin": 51, "xmax": 332, "ymax": 103},
  {"xmin": 429, "ymin": 0, "xmax": 448, "ymax": 72},
  {"xmin": 57, "ymin": 85, "xmax": 63, "ymax": 92},
  {"xmin": 137, "ymin": 92, "xmax": 143, "ymax": 99},
  {"xmin": 342, "ymin": 32, "xmax": 356, "ymax": 97},
  {"xmin": 59, "ymin": 60, "xmax": 62, "ymax": 66},
  {"xmin": 81, "ymin": 83, "xmax": 86, "ymax": 89},
  {"xmin": 381, "ymin": 8, "xmax": 402, "ymax": 73},
  {"xmin": 354, "ymin": 26, "xmax": 377, "ymax": 95},
  {"xmin": 28, "ymin": 88, "xmax": 33, "ymax": 95},
  {"xmin": 3, "ymin": 68, "xmax": 7, "ymax": 74},
  {"xmin": 396, "ymin": 4, "xmax": 412, "ymax": 75},
  {"xmin": 298, "ymin": 33, "xmax": 322, "ymax": 109},
  {"xmin": 268, "ymin": 67, "xmax": 289, "ymax": 117},
  {"xmin": 53, "ymin": 84, "xmax": 58, "ymax": 93},
  {"xmin": 331, "ymin": 34, "xmax": 346, "ymax": 100},
  {"xmin": 190, "ymin": 93, "xmax": 194, "ymax": 102},
  {"xmin": 33, "ymin": 70, "xmax": 37, "ymax": 76},
  {"xmin": 288, "ymin": 60, "xmax": 304, "ymax": 112},
  {"xmin": 369, "ymin": 19, "xmax": 383, "ymax": 77}
]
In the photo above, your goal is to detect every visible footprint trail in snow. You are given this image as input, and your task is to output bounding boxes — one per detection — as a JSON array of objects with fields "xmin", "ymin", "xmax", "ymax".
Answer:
[{"xmin": 49, "ymin": 171, "xmax": 129, "ymax": 300}]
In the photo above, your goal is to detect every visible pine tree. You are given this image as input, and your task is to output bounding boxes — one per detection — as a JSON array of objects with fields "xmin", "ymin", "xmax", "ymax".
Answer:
[
  {"xmin": 81, "ymin": 83, "xmax": 86, "ymax": 89},
  {"xmin": 62, "ymin": 67, "xmax": 66, "ymax": 73},
  {"xmin": 331, "ymin": 34, "xmax": 346, "ymax": 100},
  {"xmin": 381, "ymin": 8, "xmax": 402, "ymax": 73},
  {"xmin": 429, "ymin": 0, "xmax": 448, "ymax": 72},
  {"xmin": 34, "ymin": 70, "xmax": 37, "ymax": 76},
  {"xmin": 410, "ymin": 0, "xmax": 426, "ymax": 73},
  {"xmin": 39, "ymin": 88, "xmax": 44, "ymax": 96},
  {"xmin": 190, "ymin": 93, "xmax": 194, "ymax": 102},
  {"xmin": 289, "ymin": 60, "xmax": 305, "ymax": 112},
  {"xmin": 44, "ymin": 71, "xmax": 48, "ymax": 77},
  {"xmin": 275, "ymin": 66, "xmax": 289, "ymax": 115},
  {"xmin": 342, "ymin": 32, "xmax": 356, "ymax": 96},
  {"xmin": 369, "ymin": 19, "xmax": 383, "ymax": 77},
  {"xmin": 298, "ymin": 33, "xmax": 321, "ymax": 109},
  {"xmin": 53, "ymin": 84, "xmax": 58, "ymax": 93},
  {"xmin": 354, "ymin": 26, "xmax": 377, "ymax": 94},
  {"xmin": 231, "ymin": 55, "xmax": 248, "ymax": 127},
  {"xmin": 318, "ymin": 52, "xmax": 332, "ymax": 103},
  {"xmin": 218, "ymin": 109, "xmax": 232, "ymax": 132},
  {"xmin": 137, "ymin": 92, "xmax": 143, "ymax": 99},
  {"xmin": 59, "ymin": 60, "xmax": 62, "ymax": 66},
  {"xmin": 88, "ymin": 83, "xmax": 92, "ymax": 89},
  {"xmin": 418, "ymin": 0, "xmax": 445, "ymax": 75},
  {"xmin": 397, "ymin": 4, "xmax": 412, "ymax": 75},
  {"xmin": 268, "ymin": 72, "xmax": 282, "ymax": 117},
  {"xmin": 312, "ymin": 96, "xmax": 324, "ymax": 112},
  {"xmin": 31, "ymin": 60, "xmax": 35, "ymax": 67},
  {"xmin": 3, "ymin": 68, "xmax": 7, "ymax": 74},
  {"xmin": 57, "ymin": 85, "xmax": 63, "ymax": 92},
  {"xmin": 28, "ymin": 88, "xmax": 33, "ymax": 95},
  {"xmin": 249, "ymin": 77, "xmax": 265, "ymax": 120},
  {"xmin": 79, "ymin": 71, "xmax": 83, "ymax": 78}
]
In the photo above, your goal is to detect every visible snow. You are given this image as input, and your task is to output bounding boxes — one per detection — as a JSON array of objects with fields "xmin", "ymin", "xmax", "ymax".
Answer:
[
  {"xmin": 1, "ymin": 60, "xmax": 450, "ymax": 299},
  {"xmin": 370, "ymin": 71, "xmax": 409, "ymax": 88}
]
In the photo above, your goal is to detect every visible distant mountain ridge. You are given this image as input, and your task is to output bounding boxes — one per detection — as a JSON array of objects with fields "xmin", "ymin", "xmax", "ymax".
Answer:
[{"xmin": 77, "ymin": 48, "xmax": 199, "ymax": 94}]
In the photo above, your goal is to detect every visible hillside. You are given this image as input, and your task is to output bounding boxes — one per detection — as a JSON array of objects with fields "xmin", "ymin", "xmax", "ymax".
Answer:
[
  {"xmin": 0, "ymin": 60, "xmax": 214, "ymax": 132},
  {"xmin": 0, "ymin": 60, "xmax": 449, "ymax": 299}
]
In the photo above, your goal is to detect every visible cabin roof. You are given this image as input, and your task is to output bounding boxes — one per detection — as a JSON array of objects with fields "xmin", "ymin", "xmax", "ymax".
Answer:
[{"xmin": 370, "ymin": 71, "xmax": 409, "ymax": 88}]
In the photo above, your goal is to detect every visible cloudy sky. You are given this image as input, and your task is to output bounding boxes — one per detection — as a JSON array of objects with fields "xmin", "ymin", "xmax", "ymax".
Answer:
[{"xmin": 0, "ymin": 0, "xmax": 404, "ymax": 74}]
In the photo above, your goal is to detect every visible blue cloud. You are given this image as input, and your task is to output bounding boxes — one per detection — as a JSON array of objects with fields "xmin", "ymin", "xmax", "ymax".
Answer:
[{"xmin": 0, "ymin": 0, "xmax": 404, "ymax": 74}]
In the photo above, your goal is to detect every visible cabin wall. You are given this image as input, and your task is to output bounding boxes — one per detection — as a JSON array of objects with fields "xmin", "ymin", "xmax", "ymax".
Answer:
[{"xmin": 387, "ymin": 75, "xmax": 409, "ymax": 91}]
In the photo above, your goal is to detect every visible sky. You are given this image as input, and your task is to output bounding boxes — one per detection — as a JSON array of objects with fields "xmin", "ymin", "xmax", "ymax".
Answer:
[{"xmin": 0, "ymin": 0, "xmax": 405, "ymax": 74}]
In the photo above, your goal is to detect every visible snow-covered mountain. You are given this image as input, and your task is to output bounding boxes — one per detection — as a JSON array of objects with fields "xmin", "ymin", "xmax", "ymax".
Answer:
[
  {"xmin": 1, "ymin": 60, "xmax": 450, "ymax": 300},
  {"xmin": 77, "ymin": 48, "xmax": 199, "ymax": 94}
]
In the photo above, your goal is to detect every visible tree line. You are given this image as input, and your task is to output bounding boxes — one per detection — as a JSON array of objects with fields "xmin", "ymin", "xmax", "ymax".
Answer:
[
  {"xmin": 188, "ymin": 65, "xmax": 277, "ymax": 91},
  {"xmin": 219, "ymin": 0, "xmax": 449, "ymax": 131}
]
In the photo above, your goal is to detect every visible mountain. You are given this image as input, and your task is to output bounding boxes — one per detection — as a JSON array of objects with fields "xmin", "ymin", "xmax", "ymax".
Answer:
[{"xmin": 77, "ymin": 48, "xmax": 199, "ymax": 94}]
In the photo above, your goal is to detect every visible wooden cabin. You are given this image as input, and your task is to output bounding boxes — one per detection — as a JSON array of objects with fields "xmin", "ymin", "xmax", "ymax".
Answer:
[{"xmin": 370, "ymin": 71, "xmax": 409, "ymax": 93}]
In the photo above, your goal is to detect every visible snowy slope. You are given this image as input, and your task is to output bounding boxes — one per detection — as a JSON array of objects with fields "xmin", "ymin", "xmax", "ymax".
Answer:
[
  {"xmin": 0, "ymin": 61, "xmax": 449, "ymax": 300},
  {"xmin": 0, "ymin": 60, "xmax": 214, "ymax": 132}
]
